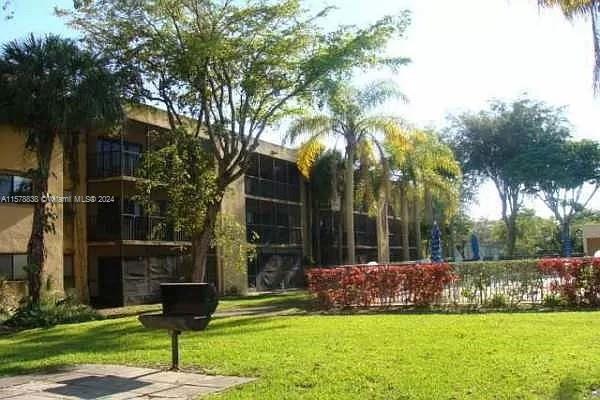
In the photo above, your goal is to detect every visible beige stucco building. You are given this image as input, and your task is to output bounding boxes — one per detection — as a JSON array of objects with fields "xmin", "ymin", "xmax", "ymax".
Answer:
[
  {"xmin": 1, "ymin": 105, "xmax": 410, "ymax": 307},
  {"xmin": 583, "ymin": 224, "xmax": 600, "ymax": 256},
  {"xmin": 0, "ymin": 106, "xmax": 310, "ymax": 306}
]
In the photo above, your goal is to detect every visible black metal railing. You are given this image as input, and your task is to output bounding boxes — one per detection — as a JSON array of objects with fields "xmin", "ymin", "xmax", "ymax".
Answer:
[
  {"xmin": 88, "ymin": 215, "xmax": 189, "ymax": 242},
  {"xmin": 88, "ymin": 151, "xmax": 142, "ymax": 178}
]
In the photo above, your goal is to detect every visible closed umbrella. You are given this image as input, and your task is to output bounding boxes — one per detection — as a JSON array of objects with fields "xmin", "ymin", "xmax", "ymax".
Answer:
[
  {"xmin": 430, "ymin": 222, "xmax": 443, "ymax": 263},
  {"xmin": 470, "ymin": 233, "xmax": 480, "ymax": 261}
]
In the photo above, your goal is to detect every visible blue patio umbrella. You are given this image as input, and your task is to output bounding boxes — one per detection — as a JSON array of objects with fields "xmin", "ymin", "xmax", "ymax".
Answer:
[
  {"xmin": 470, "ymin": 233, "xmax": 480, "ymax": 261},
  {"xmin": 430, "ymin": 222, "xmax": 443, "ymax": 263}
]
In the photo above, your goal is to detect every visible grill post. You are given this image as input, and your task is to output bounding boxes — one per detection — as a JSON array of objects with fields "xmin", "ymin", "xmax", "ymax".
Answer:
[
  {"xmin": 171, "ymin": 330, "xmax": 180, "ymax": 371},
  {"xmin": 138, "ymin": 283, "xmax": 218, "ymax": 371}
]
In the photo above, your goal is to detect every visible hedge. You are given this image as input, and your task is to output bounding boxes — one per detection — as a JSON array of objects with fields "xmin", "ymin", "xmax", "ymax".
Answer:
[
  {"xmin": 306, "ymin": 263, "xmax": 455, "ymax": 309},
  {"xmin": 306, "ymin": 258, "xmax": 600, "ymax": 309}
]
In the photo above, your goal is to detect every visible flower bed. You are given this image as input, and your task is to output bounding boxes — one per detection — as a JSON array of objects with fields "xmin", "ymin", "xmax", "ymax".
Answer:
[{"xmin": 306, "ymin": 258, "xmax": 600, "ymax": 309}]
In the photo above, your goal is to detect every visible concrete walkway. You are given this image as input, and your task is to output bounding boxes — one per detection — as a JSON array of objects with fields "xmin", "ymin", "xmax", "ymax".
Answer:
[{"xmin": 0, "ymin": 364, "xmax": 254, "ymax": 399}]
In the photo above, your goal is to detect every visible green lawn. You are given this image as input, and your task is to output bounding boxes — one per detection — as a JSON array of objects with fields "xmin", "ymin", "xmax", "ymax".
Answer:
[
  {"xmin": 98, "ymin": 291, "xmax": 311, "ymax": 318},
  {"xmin": 3, "ymin": 294, "xmax": 600, "ymax": 399}
]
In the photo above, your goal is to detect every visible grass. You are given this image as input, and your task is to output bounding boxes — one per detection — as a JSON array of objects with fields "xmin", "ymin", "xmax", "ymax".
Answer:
[
  {"xmin": 3, "ymin": 292, "xmax": 600, "ymax": 399},
  {"xmin": 98, "ymin": 291, "xmax": 312, "ymax": 318}
]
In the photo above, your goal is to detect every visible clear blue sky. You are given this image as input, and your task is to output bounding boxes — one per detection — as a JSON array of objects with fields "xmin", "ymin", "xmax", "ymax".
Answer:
[{"xmin": 2, "ymin": 0, "xmax": 599, "ymax": 219}]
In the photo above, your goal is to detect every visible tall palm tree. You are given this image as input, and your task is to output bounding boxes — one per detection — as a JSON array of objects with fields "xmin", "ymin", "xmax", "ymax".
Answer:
[
  {"xmin": 287, "ymin": 81, "xmax": 406, "ymax": 264},
  {"xmin": 0, "ymin": 35, "xmax": 123, "ymax": 303},
  {"xmin": 387, "ymin": 130, "xmax": 461, "ymax": 260},
  {"xmin": 354, "ymin": 133, "xmax": 411, "ymax": 263},
  {"xmin": 539, "ymin": 0, "xmax": 600, "ymax": 93}
]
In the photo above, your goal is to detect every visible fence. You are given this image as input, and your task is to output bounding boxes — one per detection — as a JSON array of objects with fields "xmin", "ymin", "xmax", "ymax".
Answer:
[{"xmin": 306, "ymin": 258, "xmax": 600, "ymax": 309}]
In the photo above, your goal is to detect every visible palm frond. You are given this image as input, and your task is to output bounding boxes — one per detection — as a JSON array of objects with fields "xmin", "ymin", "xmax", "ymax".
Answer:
[
  {"xmin": 296, "ymin": 137, "xmax": 326, "ymax": 179},
  {"xmin": 538, "ymin": 0, "xmax": 596, "ymax": 19},
  {"xmin": 284, "ymin": 114, "xmax": 333, "ymax": 144},
  {"xmin": 358, "ymin": 80, "xmax": 408, "ymax": 110}
]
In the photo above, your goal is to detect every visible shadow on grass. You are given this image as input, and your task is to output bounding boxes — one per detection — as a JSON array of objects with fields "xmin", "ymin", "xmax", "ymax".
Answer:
[
  {"xmin": 0, "ymin": 313, "xmax": 287, "ymax": 377},
  {"xmin": 553, "ymin": 376, "xmax": 586, "ymax": 400},
  {"xmin": 312, "ymin": 304, "xmax": 600, "ymax": 317},
  {"xmin": 219, "ymin": 291, "xmax": 312, "ymax": 310}
]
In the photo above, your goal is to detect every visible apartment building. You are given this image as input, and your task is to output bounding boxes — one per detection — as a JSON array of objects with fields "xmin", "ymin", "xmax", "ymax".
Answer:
[{"xmin": 0, "ymin": 104, "xmax": 408, "ymax": 307}]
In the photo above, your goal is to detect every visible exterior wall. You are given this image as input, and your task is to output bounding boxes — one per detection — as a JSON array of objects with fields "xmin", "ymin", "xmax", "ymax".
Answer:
[
  {"xmin": 0, "ymin": 125, "xmax": 64, "ymax": 297},
  {"xmin": 1, "ymin": 105, "xmax": 307, "ymax": 305},
  {"xmin": 583, "ymin": 224, "xmax": 600, "ymax": 255}
]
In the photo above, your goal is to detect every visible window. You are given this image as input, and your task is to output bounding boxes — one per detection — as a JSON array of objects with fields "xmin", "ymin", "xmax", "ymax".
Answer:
[
  {"xmin": 244, "ymin": 154, "xmax": 302, "ymax": 202},
  {"xmin": 245, "ymin": 198, "xmax": 303, "ymax": 246},
  {"xmin": 0, "ymin": 254, "xmax": 28, "ymax": 280},
  {"xmin": 0, "ymin": 174, "xmax": 32, "ymax": 198},
  {"xmin": 94, "ymin": 138, "xmax": 143, "ymax": 177},
  {"xmin": 0, "ymin": 176, "xmax": 11, "ymax": 196}
]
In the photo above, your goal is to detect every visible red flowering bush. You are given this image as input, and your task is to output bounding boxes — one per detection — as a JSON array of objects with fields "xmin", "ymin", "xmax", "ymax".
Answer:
[
  {"xmin": 306, "ymin": 263, "xmax": 456, "ymax": 309},
  {"xmin": 538, "ymin": 257, "xmax": 600, "ymax": 305}
]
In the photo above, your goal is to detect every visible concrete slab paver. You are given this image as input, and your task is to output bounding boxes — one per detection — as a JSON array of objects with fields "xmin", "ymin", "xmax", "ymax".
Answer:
[{"xmin": 0, "ymin": 364, "xmax": 255, "ymax": 400}]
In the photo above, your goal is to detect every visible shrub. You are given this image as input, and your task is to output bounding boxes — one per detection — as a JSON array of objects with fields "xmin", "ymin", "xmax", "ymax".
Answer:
[
  {"xmin": 450, "ymin": 260, "xmax": 541, "ymax": 306},
  {"xmin": 484, "ymin": 293, "xmax": 508, "ymax": 308},
  {"xmin": 542, "ymin": 294, "xmax": 565, "ymax": 307},
  {"xmin": 538, "ymin": 257, "xmax": 600, "ymax": 306},
  {"xmin": 4, "ymin": 294, "xmax": 102, "ymax": 329},
  {"xmin": 0, "ymin": 279, "xmax": 20, "ymax": 320},
  {"xmin": 306, "ymin": 263, "xmax": 456, "ymax": 309}
]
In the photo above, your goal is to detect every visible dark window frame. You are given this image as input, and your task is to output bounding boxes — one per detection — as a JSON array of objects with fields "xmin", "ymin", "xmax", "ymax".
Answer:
[
  {"xmin": 0, "ymin": 173, "xmax": 33, "ymax": 198},
  {"xmin": 0, "ymin": 253, "xmax": 29, "ymax": 281}
]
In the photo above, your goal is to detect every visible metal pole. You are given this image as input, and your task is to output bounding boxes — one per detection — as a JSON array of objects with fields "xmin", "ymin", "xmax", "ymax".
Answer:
[{"xmin": 171, "ymin": 330, "xmax": 180, "ymax": 371}]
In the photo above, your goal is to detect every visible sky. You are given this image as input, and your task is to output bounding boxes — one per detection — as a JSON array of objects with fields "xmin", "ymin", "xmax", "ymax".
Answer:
[{"xmin": 1, "ymin": 0, "xmax": 599, "ymax": 220}]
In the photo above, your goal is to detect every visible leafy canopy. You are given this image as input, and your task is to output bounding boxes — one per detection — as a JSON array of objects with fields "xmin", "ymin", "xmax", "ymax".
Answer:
[
  {"xmin": 63, "ymin": 0, "xmax": 411, "ymax": 187},
  {"xmin": 288, "ymin": 80, "xmax": 409, "ymax": 179},
  {"xmin": 516, "ymin": 139, "xmax": 600, "ymax": 225}
]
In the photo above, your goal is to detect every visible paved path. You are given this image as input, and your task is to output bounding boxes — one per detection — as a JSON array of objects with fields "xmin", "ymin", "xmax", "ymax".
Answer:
[{"xmin": 0, "ymin": 364, "xmax": 255, "ymax": 399}]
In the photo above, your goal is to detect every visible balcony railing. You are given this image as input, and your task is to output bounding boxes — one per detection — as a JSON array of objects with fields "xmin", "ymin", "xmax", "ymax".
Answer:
[
  {"xmin": 88, "ymin": 151, "xmax": 142, "ymax": 178},
  {"xmin": 88, "ymin": 215, "xmax": 189, "ymax": 242}
]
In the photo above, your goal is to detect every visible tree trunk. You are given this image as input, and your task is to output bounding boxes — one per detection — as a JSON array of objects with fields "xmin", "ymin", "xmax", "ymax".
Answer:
[
  {"xmin": 27, "ymin": 138, "xmax": 54, "ymax": 304},
  {"xmin": 413, "ymin": 196, "xmax": 423, "ymax": 260},
  {"xmin": 344, "ymin": 145, "xmax": 356, "ymax": 264},
  {"xmin": 504, "ymin": 215, "xmax": 518, "ymax": 259},
  {"xmin": 191, "ymin": 195, "xmax": 222, "ymax": 282},
  {"xmin": 337, "ymin": 209, "xmax": 343, "ymax": 265},
  {"xmin": 376, "ymin": 191, "xmax": 390, "ymax": 264},
  {"xmin": 424, "ymin": 187, "xmax": 433, "ymax": 228},
  {"xmin": 400, "ymin": 186, "xmax": 410, "ymax": 261},
  {"xmin": 561, "ymin": 222, "xmax": 572, "ymax": 257},
  {"xmin": 312, "ymin": 199, "xmax": 321, "ymax": 265}
]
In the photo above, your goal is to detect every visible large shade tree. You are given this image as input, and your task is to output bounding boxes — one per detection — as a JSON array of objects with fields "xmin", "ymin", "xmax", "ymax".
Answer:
[
  {"xmin": 287, "ymin": 81, "xmax": 408, "ymax": 264},
  {"xmin": 517, "ymin": 139, "xmax": 600, "ymax": 255},
  {"xmin": 538, "ymin": 0, "xmax": 600, "ymax": 93},
  {"xmin": 0, "ymin": 34, "xmax": 123, "ymax": 303},
  {"xmin": 447, "ymin": 98, "xmax": 569, "ymax": 258},
  {"xmin": 64, "ymin": 0, "xmax": 411, "ymax": 281}
]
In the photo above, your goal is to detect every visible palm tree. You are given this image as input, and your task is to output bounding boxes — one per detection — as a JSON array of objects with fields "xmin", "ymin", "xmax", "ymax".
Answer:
[
  {"xmin": 538, "ymin": 0, "xmax": 600, "ymax": 93},
  {"xmin": 0, "ymin": 35, "xmax": 123, "ymax": 303},
  {"xmin": 387, "ymin": 130, "xmax": 461, "ymax": 260},
  {"xmin": 354, "ymin": 134, "xmax": 411, "ymax": 263},
  {"xmin": 287, "ymin": 81, "xmax": 406, "ymax": 264}
]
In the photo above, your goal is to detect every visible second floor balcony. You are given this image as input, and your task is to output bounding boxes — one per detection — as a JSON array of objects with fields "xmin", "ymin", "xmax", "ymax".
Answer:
[
  {"xmin": 88, "ymin": 151, "xmax": 142, "ymax": 179},
  {"xmin": 88, "ymin": 214, "xmax": 189, "ymax": 243}
]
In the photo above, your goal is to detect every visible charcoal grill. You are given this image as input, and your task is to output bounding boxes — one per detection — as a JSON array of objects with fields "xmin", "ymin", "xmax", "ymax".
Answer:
[{"xmin": 139, "ymin": 283, "xmax": 218, "ymax": 370}]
